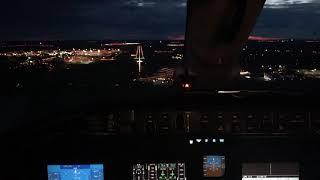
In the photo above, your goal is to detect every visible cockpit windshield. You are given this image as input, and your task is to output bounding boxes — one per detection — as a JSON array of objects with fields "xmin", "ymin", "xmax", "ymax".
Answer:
[{"xmin": 0, "ymin": 0, "xmax": 319, "ymax": 93}]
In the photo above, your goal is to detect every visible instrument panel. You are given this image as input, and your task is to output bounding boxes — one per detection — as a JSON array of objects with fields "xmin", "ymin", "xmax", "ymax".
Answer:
[
  {"xmin": 133, "ymin": 163, "xmax": 186, "ymax": 180},
  {"xmin": 44, "ymin": 161, "xmax": 301, "ymax": 180},
  {"xmin": 2, "ymin": 132, "xmax": 319, "ymax": 180}
]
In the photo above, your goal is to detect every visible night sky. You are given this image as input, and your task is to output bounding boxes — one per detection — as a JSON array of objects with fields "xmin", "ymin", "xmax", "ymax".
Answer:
[{"xmin": 0, "ymin": 0, "xmax": 319, "ymax": 40}]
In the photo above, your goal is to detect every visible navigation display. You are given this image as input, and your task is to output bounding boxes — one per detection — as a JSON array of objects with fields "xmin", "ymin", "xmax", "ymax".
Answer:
[
  {"xmin": 47, "ymin": 164, "xmax": 104, "ymax": 180},
  {"xmin": 203, "ymin": 156, "xmax": 226, "ymax": 177},
  {"xmin": 242, "ymin": 162, "xmax": 299, "ymax": 180},
  {"xmin": 133, "ymin": 163, "xmax": 186, "ymax": 180}
]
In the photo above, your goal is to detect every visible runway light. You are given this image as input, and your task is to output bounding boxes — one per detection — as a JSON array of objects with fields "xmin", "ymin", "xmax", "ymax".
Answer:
[
  {"xmin": 205, "ymin": 139, "xmax": 209, "ymax": 143},
  {"xmin": 189, "ymin": 140, "xmax": 194, "ymax": 145},
  {"xmin": 219, "ymin": 139, "xmax": 225, "ymax": 143},
  {"xmin": 212, "ymin": 139, "xmax": 216, "ymax": 143},
  {"xmin": 196, "ymin": 139, "xmax": 202, "ymax": 143}
]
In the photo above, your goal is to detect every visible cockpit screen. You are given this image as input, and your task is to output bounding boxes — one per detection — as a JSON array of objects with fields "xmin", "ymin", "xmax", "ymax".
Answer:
[
  {"xmin": 242, "ymin": 162, "xmax": 299, "ymax": 180},
  {"xmin": 203, "ymin": 156, "xmax": 226, "ymax": 177},
  {"xmin": 47, "ymin": 164, "xmax": 104, "ymax": 180}
]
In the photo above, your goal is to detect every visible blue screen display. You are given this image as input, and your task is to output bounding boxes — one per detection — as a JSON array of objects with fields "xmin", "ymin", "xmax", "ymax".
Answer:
[
  {"xmin": 47, "ymin": 164, "xmax": 104, "ymax": 180},
  {"xmin": 203, "ymin": 156, "xmax": 226, "ymax": 177}
]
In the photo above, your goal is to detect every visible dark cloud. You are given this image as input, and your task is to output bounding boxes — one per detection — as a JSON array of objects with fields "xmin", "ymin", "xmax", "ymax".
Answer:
[
  {"xmin": 0, "ymin": 0, "xmax": 319, "ymax": 40},
  {"xmin": 0, "ymin": 0, "xmax": 187, "ymax": 40},
  {"xmin": 253, "ymin": 2, "xmax": 320, "ymax": 39}
]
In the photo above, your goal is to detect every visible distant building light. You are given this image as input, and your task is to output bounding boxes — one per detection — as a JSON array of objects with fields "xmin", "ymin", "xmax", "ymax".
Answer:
[
  {"xmin": 196, "ymin": 139, "xmax": 202, "ymax": 143},
  {"xmin": 182, "ymin": 83, "xmax": 192, "ymax": 89},
  {"xmin": 264, "ymin": 73, "xmax": 272, "ymax": 81},
  {"xmin": 240, "ymin": 71, "xmax": 250, "ymax": 76},
  {"xmin": 205, "ymin": 139, "xmax": 209, "ymax": 143},
  {"xmin": 212, "ymin": 139, "xmax": 216, "ymax": 143},
  {"xmin": 219, "ymin": 139, "xmax": 225, "ymax": 143}
]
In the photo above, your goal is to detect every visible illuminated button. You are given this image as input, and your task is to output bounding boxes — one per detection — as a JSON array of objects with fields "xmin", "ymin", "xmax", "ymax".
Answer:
[{"xmin": 189, "ymin": 140, "xmax": 194, "ymax": 145}]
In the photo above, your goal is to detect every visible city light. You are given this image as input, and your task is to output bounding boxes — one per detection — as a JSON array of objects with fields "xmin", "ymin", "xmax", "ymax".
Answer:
[
  {"xmin": 263, "ymin": 73, "xmax": 272, "ymax": 81},
  {"xmin": 2, "ymin": 39, "xmax": 320, "ymax": 88},
  {"xmin": 240, "ymin": 71, "xmax": 251, "ymax": 75},
  {"xmin": 182, "ymin": 83, "xmax": 192, "ymax": 89}
]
